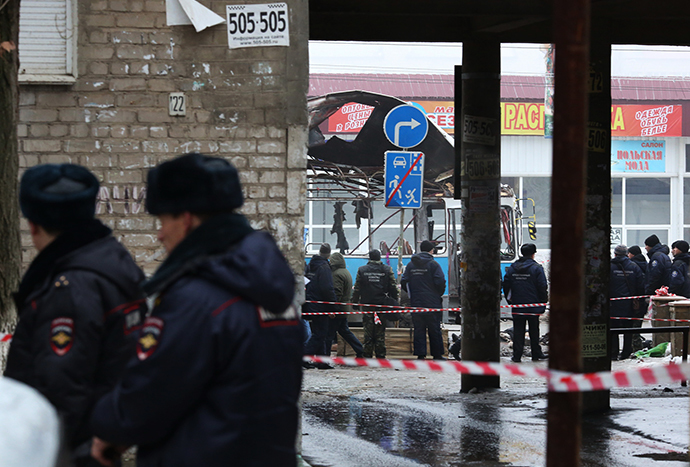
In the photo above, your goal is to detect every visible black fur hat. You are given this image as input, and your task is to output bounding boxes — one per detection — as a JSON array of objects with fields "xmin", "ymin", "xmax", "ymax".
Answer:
[
  {"xmin": 146, "ymin": 153, "xmax": 243, "ymax": 215},
  {"xmin": 20, "ymin": 164, "xmax": 99, "ymax": 230}
]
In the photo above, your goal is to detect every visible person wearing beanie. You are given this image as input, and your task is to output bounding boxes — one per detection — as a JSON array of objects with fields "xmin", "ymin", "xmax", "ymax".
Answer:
[
  {"xmin": 610, "ymin": 245, "xmax": 645, "ymax": 360},
  {"xmin": 90, "ymin": 153, "xmax": 303, "ymax": 467},
  {"xmin": 502, "ymin": 243, "xmax": 548, "ymax": 362},
  {"xmin": 303, "ymin": 243, "xmax": 338, "ymax": 365},
  {"xmin": 401, "ymin": 241, "xmax": 447, "ymax": 360},
  {"xmin": 352, "ymin": 249, "xmax": 399, "ymax": 358},
  {"xmin": 626, "ymin": 245, "xmax": 648, "ymax": 350},
  {"xmin": 627, "ymin": 245, "xmax": 648, "ymax": 275},
  {"xmin": 669, "ymin": 240, "xmax": 690, "ymax": 297},
  {"xmin": 644, "ymin": 234, "xmax": 672, "ymax": 295},
  {"xmin": 5, "ymin": 163, "xmax": 146, "ymax": 466}
]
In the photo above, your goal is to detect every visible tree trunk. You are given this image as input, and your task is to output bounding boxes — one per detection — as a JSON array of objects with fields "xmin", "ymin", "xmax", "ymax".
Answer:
[{"xmin": 0, "ymin": 0, "xmax": 22, "ymax": 367}]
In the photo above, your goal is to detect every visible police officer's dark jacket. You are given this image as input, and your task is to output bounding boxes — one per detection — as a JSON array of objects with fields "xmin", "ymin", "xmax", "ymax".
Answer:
[
  {"xmin": 502, "ymin": 257, "xmax": 548, "ymax": 314},
  {"xmin": 401, "ymin": 252, "xmax": 446, "ymax": 308},
  {"xmin": 610, "ymin": 256, "xmax": 645, "ymax": 317},
  {"xmin": 645, "ymin": 243, "xmax": 672, "ymax": 294},
  {"xmin": 352, "ymin": 260, "xmax": 398, "ymax": 305},
  {"xmin": 5, "ymin": 220, "xmax": 146, "ymax": 451},
  {"xmin": 630, "ymin": 253, "xmax": 648, "ymax": 276},
  {"xmin": 304, "ymin": 254, "xmax": 337, "ymax": 314},
  {"xmin": 670, "ymin": 252, "xmax": 690, "ymax": 297},
  {"xmin": 91, "ymin": 213, "xmax": 303, "ymax": 467}
]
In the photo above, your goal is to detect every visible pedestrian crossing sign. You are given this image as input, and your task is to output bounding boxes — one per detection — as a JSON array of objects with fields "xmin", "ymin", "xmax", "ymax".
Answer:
[{"xmin": 384, "ymin": 151, "xmax": 425, "ymax": 209}]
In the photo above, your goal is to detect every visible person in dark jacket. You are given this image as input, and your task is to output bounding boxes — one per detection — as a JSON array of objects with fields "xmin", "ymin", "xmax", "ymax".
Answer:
[
  {"xmin": 610, "ymin": 245, "xmax": 645, "ymax": 360},
  {"xmin": 628, "ymin": 245, "xmax": 648, "ymax": 276},
  {"xmin": 502, "ymin": 243, "xmax": 548, "ymax": 362},
  {"xmin": 626, "ymin": 245, "xmax": 648, "ymax": 349},
  {"xmin": 89, "ymin": 154, "xmax": 303, "ymax": 467},
  {"xmin": 5, "ymin": 164, "xmax": 146, "ymax": 467},
  {"xmin": 304, "ymin": 243, "xmax": 338, "ymax": 358},
  {"xmin": 669, "ymin": 240, "xmax": 690, "ymax": 297},
  {"xmin": 327, "ymin": 252, "xmax": 364, "ymax": 358},
  {"xmin": 644, "ymin": 234, "xmax": 672, "ymax": 295},
  {"xmin": 352, "ymin": 249, "xmax": 399, "ymax": 358},
  {"xmin": 401, "ymin": 240, "xmax": 447, "ymax": 360}
]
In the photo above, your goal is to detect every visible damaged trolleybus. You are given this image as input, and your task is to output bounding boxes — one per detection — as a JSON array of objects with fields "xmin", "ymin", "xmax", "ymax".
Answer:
[{"xmin": 305, "ymin": 90, "xmax": 539, "ymax": 323}]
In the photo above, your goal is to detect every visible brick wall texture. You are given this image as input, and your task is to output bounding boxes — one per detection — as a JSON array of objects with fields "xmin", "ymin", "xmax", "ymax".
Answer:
[{"xmin": 18, "ymin": 0, "xmax": 309, "ymax": 277}]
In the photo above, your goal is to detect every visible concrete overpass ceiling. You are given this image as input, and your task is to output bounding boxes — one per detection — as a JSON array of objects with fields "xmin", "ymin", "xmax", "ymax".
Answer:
[{"xmin": 309, "ymin": 0, "xmax": 690, "ymax": 46}]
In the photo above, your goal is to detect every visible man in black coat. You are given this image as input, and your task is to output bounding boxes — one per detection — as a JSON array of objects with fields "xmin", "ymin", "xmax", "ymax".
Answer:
[
  {"xmin": 5, "ymin": 164, "xmax": 146, "ymax": 467},
  {"xmin": 628, "ymin": 245, "xmax": 648, "ymax": 276},
  {"xmin": 90, "ymin": 153, "xmax": 303, "ymax": 467},
  {"xmin": 304, "ymin": 243, "xmax": 338, "ymax": 358},
  {"xmin": 502, "ymin": 243, "xmax": 548, "ymax": 362},
  {"xmin": 610, "ymin": 245, "xmax": 645, "ymax": 360},
  {"xmin": 644, "ymin": 234, "xmax": 672, "ymax": 295},
  {"xmin": 401, "ymin": 240, "xmax": 447, "ymax": 360},
  {"xmin": 627, "ymin": 245, "xmax": 648, "ymax": 349},
  {"xmin": 352, "ymin": 249, "xmax": 398, "ymax": 358},
  {"xmin": 669, "ymin": 240, "xmax": 690, "ymax": 297}
]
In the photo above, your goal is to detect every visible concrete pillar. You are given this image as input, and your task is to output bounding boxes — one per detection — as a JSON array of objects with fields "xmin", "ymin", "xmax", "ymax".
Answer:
[
  {"xmin": 546, "ymin": 0, "xmax": 590, "ymax": 464},
  {"xmin": 582, "ymin": 19, "xmax": 613, "ymax": 414},
  {"xmin": 459, "ymin": 39, "xmax": 501, "ymax": 392}
]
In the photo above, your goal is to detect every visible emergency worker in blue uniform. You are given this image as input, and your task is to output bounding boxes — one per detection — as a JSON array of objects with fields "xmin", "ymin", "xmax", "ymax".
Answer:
[
  {"xmin": 502, "ymin": 243, "xmax": 548, "ymax": 362},
  {"xmin": 610, "ymin": 245, "xmax": 645, "ymax": 360},
  {"xmin": 5, "ymin": 164, "xmax": 146, "ymax": 467},
  {"xmin": 401, "ymin": 240, "xmax": 447, "ymax": 360},
  {"xmin": 669, "ymin": 240, "xmax": 690, "ymax": 297},
  {"xmin": 644, "ymin": 234, "xmax": 672, "ymax": 295},
  {"xmin": 89, "ymin": 153, "xmax": 303, "ymax": 467},
  {"xmin": 304, "ymin": 243, "xmax": 337, "ymax": 357}
]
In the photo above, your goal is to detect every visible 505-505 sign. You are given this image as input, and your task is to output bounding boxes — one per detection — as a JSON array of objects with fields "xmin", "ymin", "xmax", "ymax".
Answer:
[{"xmin": 226, "ymin": 3, "xmax": 290, "ymax": 49}]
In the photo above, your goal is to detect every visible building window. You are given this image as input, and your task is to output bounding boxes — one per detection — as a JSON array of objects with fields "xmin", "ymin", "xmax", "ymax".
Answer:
[
  {"xmin": 625, "ymin": 178, "xmax": 670, "ymax": 225},
  {"xmin": 522, "ymin": 177, "xmax": 551, "ymax": 224},
  {"xmin": 18, "ymin": 0, "xmax": 77, "ymax": 84},
  {"xmin": 612, "ymin": 179, "xmax": 623, "ymax": 225}
]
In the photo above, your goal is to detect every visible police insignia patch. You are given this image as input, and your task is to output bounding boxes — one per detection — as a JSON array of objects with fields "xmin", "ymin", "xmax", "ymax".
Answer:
[
  {"xmin": 137, "ymin": 317, "xmax": 164, "ymax": 360},
  {"xmin": 50, "ymin": 317, "xmax": 74, "ymax": 356}
]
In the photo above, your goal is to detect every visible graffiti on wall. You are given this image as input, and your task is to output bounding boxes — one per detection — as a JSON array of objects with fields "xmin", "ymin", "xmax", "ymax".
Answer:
[{"xmin": 97, "ymin": 186, "xmax": 147, "ymax": 215}]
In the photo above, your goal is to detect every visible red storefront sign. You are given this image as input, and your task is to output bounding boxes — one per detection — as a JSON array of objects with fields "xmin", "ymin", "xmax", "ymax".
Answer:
[
  {"xmin": 611, "ymin": 104, "xmax": 682, "ymax": 137},
  {"xmin": 326, "ymin": 101, "xmax": 683, "ymax": 137}
]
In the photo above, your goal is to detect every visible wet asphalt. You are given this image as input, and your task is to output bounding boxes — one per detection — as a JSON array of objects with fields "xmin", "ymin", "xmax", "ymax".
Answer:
[{"xmin": 301, "ymin": 367, "xmax": 689, "ymax": 467}]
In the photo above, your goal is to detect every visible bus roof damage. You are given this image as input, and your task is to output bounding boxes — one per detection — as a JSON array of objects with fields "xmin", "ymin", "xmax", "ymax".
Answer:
[{"xmin": 307, "ymin": 90, "xmax": 456, "ymax": 192}]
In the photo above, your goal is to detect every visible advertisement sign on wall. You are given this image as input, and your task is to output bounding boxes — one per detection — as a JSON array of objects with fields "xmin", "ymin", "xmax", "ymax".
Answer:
[
  {"xmin": 326, "ymin": 102, "xmax": 683, "ymax": 138},
  {"xmin": 611, "ymin": 105, "xmax": 682, "ymax": 137},
  {"xmin": 611, "ymin": 140, "xmax": 665, "ymax": 173}
]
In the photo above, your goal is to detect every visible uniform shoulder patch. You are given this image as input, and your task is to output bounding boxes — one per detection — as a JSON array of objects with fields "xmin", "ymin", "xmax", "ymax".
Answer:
[
  {"xmin": 50, "ymin": 317, "xmax": 74, "ymax": 356},
  {"xmin": 256, "ymin": 302, "xmax": 300, "ymax": 328},
  {"xmin": 137, "ymin": 317, "xmax": 164, "ymax": 360}
]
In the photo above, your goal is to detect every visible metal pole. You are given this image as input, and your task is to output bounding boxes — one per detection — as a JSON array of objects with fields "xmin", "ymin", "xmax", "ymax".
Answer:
[
  {"xmin": 398, "ymin": 209, "xmax": 405, "ymax": 279},
  {"xmin": 547, "ymin": 0, "xmax": 590, "ymax": 465}
]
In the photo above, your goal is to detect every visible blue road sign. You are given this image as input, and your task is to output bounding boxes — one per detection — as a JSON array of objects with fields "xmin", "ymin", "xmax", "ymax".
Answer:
[
  {"xmin": 384, "ymin": 151, "xmax": 425, "ymax": 209},
  {"xmin": 383, "ymin": 105, "xmax": 429, "ymax": 149}
]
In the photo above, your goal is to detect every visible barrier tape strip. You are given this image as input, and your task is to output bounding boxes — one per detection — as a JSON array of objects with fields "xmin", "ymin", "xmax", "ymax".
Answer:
[
  {"xmin": 0, "ymin": 333, "xmax": 11, "ymax": 343},
  {"xmin": 304, "ymin": 355, "xmax": 690, "ymax": 392}
]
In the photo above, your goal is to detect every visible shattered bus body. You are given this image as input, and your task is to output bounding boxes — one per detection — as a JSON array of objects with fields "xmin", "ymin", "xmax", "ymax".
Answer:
[{"xmin": 306, "ymin": 91, "xmax": 536, "ymax": 322}]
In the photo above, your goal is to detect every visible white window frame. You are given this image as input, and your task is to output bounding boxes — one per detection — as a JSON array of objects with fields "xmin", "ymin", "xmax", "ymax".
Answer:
[{"xmin": 18, "ymin": 0, "xmax": 77, "ymax": 85}]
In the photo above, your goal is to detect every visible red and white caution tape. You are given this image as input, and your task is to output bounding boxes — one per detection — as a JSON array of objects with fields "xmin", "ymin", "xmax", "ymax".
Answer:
[
  {"xmin": 305, "ymin": 355, "xmax": 551, "ymax": 379},
  {"xmin": 304, "ymin": 355, "xmax": 690, "ymax": 392},
  {"xmin": 548, "ymin": 362, "xmax": 690, "ymax": 392},
  {"xmin": 0, "ymin": 333, "xmax": 11, "ymax": 343}
]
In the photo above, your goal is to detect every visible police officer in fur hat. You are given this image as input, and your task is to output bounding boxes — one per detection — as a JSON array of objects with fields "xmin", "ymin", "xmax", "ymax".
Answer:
[
  {"xmin": 5, "ymin": 164, "xmax": 146, "ymax": 467},
  {"xmin": 90, "ymin": 153, "xmax": 303, "ymax": 467}
]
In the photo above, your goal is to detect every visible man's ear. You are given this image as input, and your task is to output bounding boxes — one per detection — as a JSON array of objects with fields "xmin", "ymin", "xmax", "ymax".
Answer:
[
  {"xmin": 183, "ymin": 212, "xmax": 203, "ymax": 234},
  {"xmin": 28, "ymin": 220, "xmax": 40, "ymax": 237}
]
